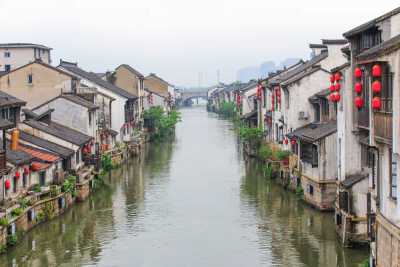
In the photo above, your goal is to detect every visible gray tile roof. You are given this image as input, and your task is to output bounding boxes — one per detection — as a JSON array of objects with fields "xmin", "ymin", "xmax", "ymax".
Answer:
[
  {"xmin": 321, "ymin": 39, "xmax": 348, "ymax": 45},
  {"xmin": 342, "ymin": 173, "xmax": 368, "ymax": 189},
  {"xmin": 0, "ymin": 90, "xmax": 26, "ymax": 107},
  {"xmin": 268, "ymin": 52, "xmax": 328, "ymax": 86},
  {"xmin": 18, "ymin": 130, "xmax": 74, "ymax": 159},
  {"xmin": 2, "ymin": 140, "xmax": 33, "ymax": 166},
  {"xmin": 357, "ymin": 34, "xmax": 400, "ymax": 61},
  {"xmin": 61, "ymin": 94, "xmax": 98, "ymax": 110},
  {"xmin": 0, "ymin": 43, "xmax": 52, "ymax": 50},
  {"xmin": 343, "ymin": 7, "xmax": 400, "ymax": 38},
  {"xmin": 59, "ymin": 60, "xmax": 138, "ymax": 100},
  {"xmin": 281, "ymin": 66, "xmax": 329, "ymax": 87},
  {"xmin": 287, "ymin": 120, "xmax": 337, "ymax": 142},
  {"xmin": 24, "ymin": 119, "xmax": 92, "ymax": 147}
]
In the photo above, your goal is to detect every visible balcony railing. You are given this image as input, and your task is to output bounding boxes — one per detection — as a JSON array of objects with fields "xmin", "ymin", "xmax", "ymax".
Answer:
[{"xmin": 374, "ymin": 112, "xmax": 392, "ymax": 142}]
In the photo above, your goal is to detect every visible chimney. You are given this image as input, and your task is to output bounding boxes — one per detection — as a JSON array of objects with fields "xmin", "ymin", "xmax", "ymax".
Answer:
[{"xmin": 11, "ymin": 129, "xmax": 19, "ymax": 151}]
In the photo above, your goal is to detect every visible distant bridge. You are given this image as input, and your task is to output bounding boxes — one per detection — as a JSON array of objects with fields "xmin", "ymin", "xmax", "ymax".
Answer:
[{"xmin": 179, "ymin": 90, "xmax": 208, "ymax": 106}]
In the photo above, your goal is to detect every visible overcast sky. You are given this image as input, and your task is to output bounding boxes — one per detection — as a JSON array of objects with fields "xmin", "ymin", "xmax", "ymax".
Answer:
[{"xmin": 1, "ymin": 0, "xmax": 399, "ymax": 87}]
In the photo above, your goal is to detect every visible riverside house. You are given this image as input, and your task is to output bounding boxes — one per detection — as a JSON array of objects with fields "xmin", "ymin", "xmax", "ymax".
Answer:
[
  {"xmin": 19, "ymin": 109, "xmax": 92, "ymax": 172},
  {"xmin": 107, "ymin": 64, "xmax": 145, "ymax": 120},
  {"xmin": 144, "ymin": 73, "xmax": 174, "ymax": 109},
  {"xmin": 0, "ymin": 43, "xmax": 52, "ymax": 73},
  {"xmin": 58, "ymin": 60, "xmax": 139, "ymax": 143},
  {"xmin": 0, "ymin": 60, "xmax": 78, "ymax": 109},
  {"xmin": 342, "ymin": 7, "xmax": 400, "ymax": 266},
  {"xmin": 238, "ymin": 81, "xmax": 258, "ymax": 127}
]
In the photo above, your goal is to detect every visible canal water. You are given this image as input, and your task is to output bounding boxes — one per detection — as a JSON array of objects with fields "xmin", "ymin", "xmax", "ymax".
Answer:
[{"xmin": 0, "ymin": 107, "xmax": 368, "ymax": 267}]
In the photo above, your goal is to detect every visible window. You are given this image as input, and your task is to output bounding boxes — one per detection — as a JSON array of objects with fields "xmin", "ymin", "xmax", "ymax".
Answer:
[
  {"xmin": 89, "ymin": 112, "xmax": 92, "ymax": 127},
  {"xmin": 23, "ymin": 173, "xmax": 27, "ymax": 188},
  {"xmin": 27, "ymin": 74, "xmax": 33, "ymax": 84},
  {"xmin": 301, "ymin": 142, "xmax": 318, "ymax": 167},
  {"xmin": 313, "ymin": 103, "xmax": 320, "ymax": 122},
  {"xmin": 5, "ymin": 65, "xmax": 11, "ymax": 72},
  {"xmin": 4, "ymin": 51, "xmax": 10, "ymax": 58},
  {"xmin": 380, "ymin": 66, "xmax": 393, "ymax": 113},
  {"xmin": 321, "ymin": 98, "xmax": 329, "ymax": 117},
  {"xmin": 39, "ymin": 172, "xmax": 46, "ymax": 186},
  {"xmin": 355, "ymin": 28, "xmax": 382, "ymax": 55},
  {"xmin": 390, "ymin": 149, "xmax": 397, "ymax": 200},
  {"xmin": 13, "ymin": 176, "xmax": 17, "ymax": 193},
  {"xmin": 308, "ymin": 184, "xmax": 314, "ymax": 195},
  {"xmin": 1, "ymin": 108, "xmax": 9, "ymax": 120}
]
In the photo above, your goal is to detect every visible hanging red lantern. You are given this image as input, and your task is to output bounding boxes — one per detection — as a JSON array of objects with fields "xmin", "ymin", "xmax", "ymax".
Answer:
[
  {"xmin": 332, "ymin": 92, "xmax": 340, "ymax": 103},
  {"xmin": 334, "ymin": 82, "xmax": 341, "ymax": 91},
  {"xmin": 354, "ymin": 82, "xmax": 363, "ymax": 94},
  {"xmin": 372, "ymin": 64, "xmax": 382, "ymax": 77},
  {"xmin": 372, "ymin": 97, "xmax": 381, "ymax": 110},
  {"xmin": 5, "ymin": 179, "xmax": 11, "ymax": 190},
  {"xmin": 330, "ymin": 75, "xmax": 335, "ymax": 83},
  {"xmin": 335, "ymin": 72, "xmax": 342, "ymax": 81},
  {"xmin": 372, "ymin": 80, "xmax": 382, "ymax": 93},
  {"xmin": 329, "ymin": 84, "xmax": 335, "ymax": 92},
  {"xmin": 15, "ymin": 171, "xmax": 20, "ymax": 179},
  {"xmin": 354, "ymin": 97, "xmax": 364, "ymax": 109},
  {"xmin": 354, "ymin": 67, "xmax": 362, "ymax": 78},
  {"xmin": 329, "ymin": 93, "xmax": 335, "ymax": 102}
]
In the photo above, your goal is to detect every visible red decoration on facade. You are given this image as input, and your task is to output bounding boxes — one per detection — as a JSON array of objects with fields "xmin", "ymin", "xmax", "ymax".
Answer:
[
  {"xmin": 329, "ymin": 84, "xmax": 335, "ymax": 92},
  {"xmin": 15, "ymin": 171, "xmax": 20, "ymax": 179},
  {"xmin": 354, "ymin": 82, "xmax": 363, "ymax": 94},
  {"xmin": 372, "ymin": 80, "xmax": 382, "ymax": 93},
  {"xmin": 5, "ymin": 179, "xmax": 11, "ymax": 190},
  {"xmin": 334, "ymin": 82, "xmax": 341, "ymax": 91},
  {"xmin": 372, "ymin": 64, "xmax": 382, "ymax": 77},
  {"xmin": 334, "ymin": 72, "xmax": 342, "ymax": 81},
  {"xmin": 372, "ymin": 97, "xmax": 381, "ymax": 110},
  {"xmin": 24, "ymin": 167, "xmax": 30, "ymax": 175},
  {"xmin": 355, "ymin": 97, "xmax": 364, "ymax": 109},
  {"xmin": 331, "ymin": 92, "xmax": 340, "ymax": 103},
  {"xmin": 354, "ymin": 67, "xmax": 362, "ymax": 78}
]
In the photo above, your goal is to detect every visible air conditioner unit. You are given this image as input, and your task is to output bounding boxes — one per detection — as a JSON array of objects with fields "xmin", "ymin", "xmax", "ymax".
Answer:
[{"xmin": 298, "ymin": 111, "xmax": 309, "ymax": 120}]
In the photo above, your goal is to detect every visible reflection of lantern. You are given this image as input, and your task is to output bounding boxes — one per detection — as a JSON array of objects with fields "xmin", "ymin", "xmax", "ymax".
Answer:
[
  {"xmin": 372, "ymin": 97, "xmax": 381, "ymax": 110},
  {"xmin": 24, "ymin": 167, "xmax": 29, "ymax": 175},
  {"xmin": 334, "ymin": 72, "xmax": 341, "ymax": 81},
  {"xmin": 372, "ymin": 64, "xmax": 382, "ymax": 77},
  {"xmin": 355, "ymin": 67, "xmax": 362, "ymax": 78},
  {"xmin": 354, "ymin": 82, "xmax": 363, "ymax": 94},
  {"xmin": 5, "ymin": 179, "xmax": 11, "ymax": 190},
  {"xmin": 372, "ymin": 80, "xmax": 382, "ymax": 93},
  {"xmin": 355, "ymin": 97, "xmax": 364, "ymax": 109},
  {"xmin": 15, "ymin": 171, "xmax": 20, "ymax": 179}
]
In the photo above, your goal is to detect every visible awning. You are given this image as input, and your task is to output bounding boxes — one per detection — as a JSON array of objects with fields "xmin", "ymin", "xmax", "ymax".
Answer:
[
  {"xmin": 341, "ymin": 173, "xmax": 369, "ymax": 189},
  {"xmin": 287, "ymin": 120, "xmax": 337, "ymax": 143}
]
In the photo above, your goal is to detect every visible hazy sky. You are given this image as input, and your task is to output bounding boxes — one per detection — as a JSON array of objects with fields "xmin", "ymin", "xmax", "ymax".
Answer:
[{"xmin": 1, "ymin": 0, "xmax": 399, "ymax": 87}]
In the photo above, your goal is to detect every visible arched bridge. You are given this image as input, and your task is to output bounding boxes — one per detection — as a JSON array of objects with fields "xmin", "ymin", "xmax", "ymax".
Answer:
[{"xmin": 179, "ymin": 90, "xmax": 208, "ymax": 105}]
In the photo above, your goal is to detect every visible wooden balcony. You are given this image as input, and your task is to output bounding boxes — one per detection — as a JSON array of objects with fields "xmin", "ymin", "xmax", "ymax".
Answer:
[{"xmin": 374, "ymin": 112, "xmax": 392, "ymax": 142}]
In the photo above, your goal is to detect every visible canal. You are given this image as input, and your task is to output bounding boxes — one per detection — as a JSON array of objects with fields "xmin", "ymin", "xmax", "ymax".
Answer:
[{"xmin": 0, "ymin": 107, "xmax": 368, "ymax": 267}]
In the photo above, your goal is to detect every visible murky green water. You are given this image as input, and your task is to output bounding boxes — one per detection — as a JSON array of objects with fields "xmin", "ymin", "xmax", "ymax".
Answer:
[{"xmin": 0, "ymin": 107, "xmax": 368, "ymax": 267}]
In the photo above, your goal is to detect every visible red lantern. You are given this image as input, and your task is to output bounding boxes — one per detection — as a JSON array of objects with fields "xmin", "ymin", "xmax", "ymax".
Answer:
[
  {"xmin": 334, "ymin": 82, "xmax": 341, "ymax": 91},
  {"xmin": 329, "ymin": 84, "xmax": 335, "ymax": 92},
  {"xmin": 330, "ymin": 75, "xmax": 335, "ymax": 83},
  {"xmin": 354, "ymin": 82, "xmax": 363, "ymax": 94},
  {"xmin": 291, "ymin": 139, "xmax": 297, "ymax": 145},
  {"xmin": 335, "ymin": 72, "xmax": 341, "ymax": 81},
  {"xmin": 284, "ymin": 138, "xmax": 288, "ymax": 145},
  {"xmin": 5, "ymin": 179, "xmax": 11, "ymax": 190},
  {"xmin": 372, "ymin": 64, "xmax": 382, "ymax": 77},
  {"xmin": 332, "ymin": 92, "xmax": 340, "ymax": 103},
  {"xmin": 354, "ymin": 67, "xmax": 362, "ymax": 78},
  {"xmin": 329, "ymin": 93, "xmax": 335, "ymax": 102},
  {"xmin": 24, "ymin": 167, "xmax": 29, "ymax": 175},
  {"xmin": 372, "ymin": 80, "xmax": 382, "ymax": 93},
  {"xmin": 372, "ymin": 97, "xmax": 381, "ymax": 110},
  {"xmin": 15, "ymin": 171, "xmax": 20, "ymax": 179},
  {"xmin": 354, "ymin": 97, "xmax": 364, "ymax": 109}
]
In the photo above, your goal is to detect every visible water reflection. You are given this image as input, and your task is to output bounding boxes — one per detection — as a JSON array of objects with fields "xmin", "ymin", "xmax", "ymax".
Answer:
[{"xmin": 0, "ymin": 108, "xmax": 367, "ymax": 267}]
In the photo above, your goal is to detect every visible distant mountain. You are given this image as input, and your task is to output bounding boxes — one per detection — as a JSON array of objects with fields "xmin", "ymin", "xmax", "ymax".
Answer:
[{"xmin": 236, "ymin": 58, "xmax": 301, "ymax": 82}]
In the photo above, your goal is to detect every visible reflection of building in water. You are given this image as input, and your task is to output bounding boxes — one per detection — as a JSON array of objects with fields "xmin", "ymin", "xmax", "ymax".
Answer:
[{"xmin": 241, "ymin": 159, "xmax": 367, "ymax": 267}]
